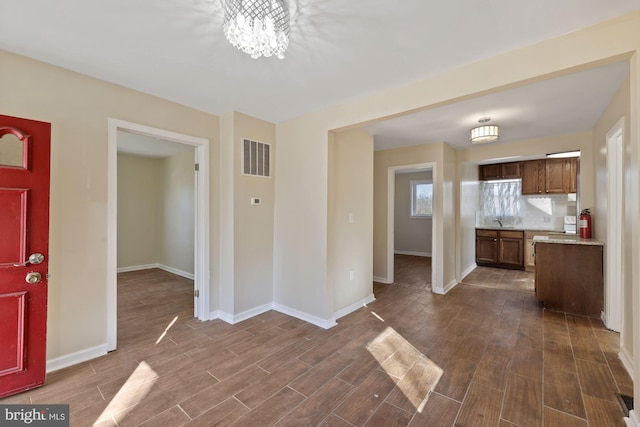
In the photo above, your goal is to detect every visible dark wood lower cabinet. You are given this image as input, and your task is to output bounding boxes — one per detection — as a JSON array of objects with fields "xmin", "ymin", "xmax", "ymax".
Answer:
[
  {"xmin": 534, "ymin": 242, "xmax": 603, "ymax": 317},
  {"xmin": 476, "ymin": 229, "xmax": 524, "ymax": 270},
  {"xmin": 476, "ymin": 230, "xmax": 498, "ymax": 264}
]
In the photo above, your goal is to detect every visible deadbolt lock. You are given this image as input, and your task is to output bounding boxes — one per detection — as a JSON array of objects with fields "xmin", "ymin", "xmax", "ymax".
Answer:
[{"xmin": 25, "ymin": 272, "xmax": 42, "ymax": 284}]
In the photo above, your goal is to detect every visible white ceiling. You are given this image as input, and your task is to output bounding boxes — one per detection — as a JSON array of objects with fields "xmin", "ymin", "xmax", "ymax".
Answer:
[
  {"xmin": 117, "ymin": 130, "xmax": 194, "ymax": 158},
  {"xmin": 365, "ymin": 61, "xmax": 630, "ymax": 151},
  {"xmin": 1, "ymin": 1, "xmax": 639, "ymax": 151}
]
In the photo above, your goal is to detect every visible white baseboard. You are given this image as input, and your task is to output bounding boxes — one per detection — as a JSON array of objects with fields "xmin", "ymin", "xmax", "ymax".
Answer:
[
  {"xmin": 394, "ymin": 250, "xmax": 431, "ymax": 257},
  {"xmin": 334, "ymin": 294, "xmax": 376, "ymax": 320},
  {"xmin": 272, "ymin": 303, "xmax": 337, "ymax": 329},
  {"xmin": 373, "ymin": 276, "xmax": 392, "ymax": 284},
  {"xmin": 211, "ymin": 302, "xmax": 339, "ymax": 329},
  {"xmin": 217, "ymin": 310, "xmax": 234, "ymax": 324},
  {"xmin": 117, "ymin": 263, "xmax": 194, "ymax": 280},
  {"xmin": 433, "ymin": 278, "xmax": 458, "ymax": 295},
  {"xmin": 619, "ymin": 344, "xmax": 634, "ymax": 379},
  {"xmin": 46, "ymin": 344, "xmax": 108, "ymax": 373},
  {"xmin": 231, "ymin": 303, "xmax": 273, "ymax": 324},
  {"xmin": 625, "ymin": 410, "xmax": 640, "ymax": 427},
  {"xmin": 461, "ymin": 263, "xmax": 477, "ymax": 280},
  {"xmin": 157, "ymin": 264, "xmax": 194, "ymax": 280},
  {"xmin": 117, "ymin": 264, "xmax": 158, "ymax": 273}
]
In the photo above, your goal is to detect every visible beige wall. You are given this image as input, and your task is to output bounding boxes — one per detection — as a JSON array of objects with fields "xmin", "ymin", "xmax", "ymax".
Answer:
[
  {"xmin": 592, "ymin": 75, "xmax": 632, "ymax": 356},
  {"xmin": 394, "ymin": 171, "xmax": 433, "ymax": 255},
  {"xmin": 218, "ymin": 113, "xmax": 235, "ymax": 315},
  {"xmin": 117, "ymin": 154, "xmax": 163, "ymax": 268},
  {"xmin": 117, "ymin": 151, "xmax": 195, "ymax": 275},
  {"xmin": 233, "ymin": 112, "xmax": 276, "ymax": 314},
  {"xmin": 328, "ymin": 129, "xmax": 374, "ymax": 315},
  {"xmin": 274, "ymin": 121, "xmax": 330, "ymax": 319},
  {"xmin": 0, "ymin": 49, "xmax": 219, "ymax": 361},
  {"xmin": 458, "ymin": 163, "xmax": 480, "ymax": 278},
  {"xmin": 442, "ymin": 143, "xmax": 457, "ymax": 288},
  {"xmin": 373, "ymin": 143, "xmax": 456, "ymax": 292},
  {"xmin": 159, "ymin": 150, "xmax": 195, "ymax": 275},
  {"xmin": 217, "ymin": 111, "xmax": 276, "ymax": 317},
  {"xmin": 630, "ymin": 46, "xmax": 640, "ymax": 405}
]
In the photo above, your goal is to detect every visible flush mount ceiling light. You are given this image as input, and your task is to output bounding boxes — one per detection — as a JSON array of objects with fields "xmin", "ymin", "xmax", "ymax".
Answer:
[
  {"xmin": 223, "ymin": 0, "xmax": 290, "ymax": 59},
  {"xmin": 470, "ymin": 117, "xmax": 500, "ymax": 144}
]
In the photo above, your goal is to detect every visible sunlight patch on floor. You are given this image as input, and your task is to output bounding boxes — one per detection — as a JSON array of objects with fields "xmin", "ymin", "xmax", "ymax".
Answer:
[
  {"xmin": 370, "ymin": 311, "xmax": 385, "ymax": 322},
  {"xmin": 155, "ymin": 315, "xmax": 179, "ymax": 344},
  {"xmin": 366, "ymin": 326, "xmax": 442, "ymax": 412},
  {"xmin": 95, "ymin": 361, "xmax": 158, "ymax": 424}
]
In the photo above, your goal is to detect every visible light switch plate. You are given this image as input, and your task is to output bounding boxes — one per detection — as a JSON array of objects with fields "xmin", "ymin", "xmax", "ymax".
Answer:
[{"xmin": 251, "ymin": 197, "xmax": 261, "ymax": 205}]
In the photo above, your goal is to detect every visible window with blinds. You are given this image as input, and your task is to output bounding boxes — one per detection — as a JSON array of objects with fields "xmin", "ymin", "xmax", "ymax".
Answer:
[{"xmin": 242, "ymin": 138, "xmax": 271, "ymax": 177}]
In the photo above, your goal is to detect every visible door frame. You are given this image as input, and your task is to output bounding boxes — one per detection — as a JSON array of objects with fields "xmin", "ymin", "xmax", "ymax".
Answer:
[
  {"xmin": 385, "ymin": 162, "xmax": 437, "ymax": 289},
  {"xmin": 605, "ymin": 117, "xmax": 624, "ymax": 333},
  {"xmin": 107, "ymin": 119, "xmax": 210, "ymax": 351}
]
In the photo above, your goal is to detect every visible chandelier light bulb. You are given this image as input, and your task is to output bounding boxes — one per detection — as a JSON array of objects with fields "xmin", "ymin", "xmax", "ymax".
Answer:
[{"xmin": 223, "ymin": 0, "xmax": 290, "ymax": 59}]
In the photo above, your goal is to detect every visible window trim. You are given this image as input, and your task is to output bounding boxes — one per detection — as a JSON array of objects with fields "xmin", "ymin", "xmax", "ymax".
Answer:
[{"xmin": 410, "ymin": 179, "xmax": 433, "ymax": 218}]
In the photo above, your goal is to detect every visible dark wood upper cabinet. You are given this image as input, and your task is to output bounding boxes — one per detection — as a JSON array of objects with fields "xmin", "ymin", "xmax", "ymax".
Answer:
[
  {"xmin": 545, "ymin": 158, "xmax": 567, "ymax": 193},
  {"xmin": 479, "ymin": 164, "xmax": 501, "ymax": 180},
  {"xmin": 567, "ymin": 157, "xmax": 578, "ymax": 193},
  {"xmin": 521, "ymin": 160, "xmax": 545, "ymax": 194},
  {"xmin": 500, "ymin": 162, "xmax": 521, "ymax": 179},
  {"xmin": 480, "ymin": 162, "xmax": 521, "ymax": 180},
  {"xmin": 521, "ymin": 157, "xmax": 578, "ymax": 194}
]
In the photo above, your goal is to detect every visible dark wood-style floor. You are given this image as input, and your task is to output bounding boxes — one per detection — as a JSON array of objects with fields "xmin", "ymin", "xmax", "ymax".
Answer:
[{"xmin": 1, "ymin": 262, "xmax": 632, "ymax": 426}]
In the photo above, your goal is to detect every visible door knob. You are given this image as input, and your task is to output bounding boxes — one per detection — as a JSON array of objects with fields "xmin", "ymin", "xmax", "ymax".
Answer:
[
  {"xmin": 14, "ymin": 253, "xmax": 45, "ymax": 267},
  {"xmin": 25, "ymin": 272, "xmax": 42, "ymax": 284}
]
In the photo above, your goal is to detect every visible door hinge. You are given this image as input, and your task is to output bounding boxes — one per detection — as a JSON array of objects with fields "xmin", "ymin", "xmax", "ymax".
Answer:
[
  {"xmin": 194, "ymin": 289, "xmax": 200, "ymax": 298},
  {"xmin": 195, "ymin": 163, "xmax": 199, "ymax": 171}
]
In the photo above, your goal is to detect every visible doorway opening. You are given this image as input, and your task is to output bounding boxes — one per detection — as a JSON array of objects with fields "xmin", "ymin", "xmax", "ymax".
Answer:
[
  {"xmin": 107, "ymin": 119, "xmax": 210, "ymax": 351},
  {"xmin": 385, "ymin": 163, "xmax": 437, "ymax": 290},
  {"xmin": 605, "ymin": 117, "xmax": 624, "ymax": 333}
]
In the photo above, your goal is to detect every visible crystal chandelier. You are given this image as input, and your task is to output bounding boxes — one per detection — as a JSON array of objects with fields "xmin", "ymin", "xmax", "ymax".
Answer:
[
  {"xmin": 223, "ymin": 0, "xmax": 290, "ymax": 59},
  {"xmin": 470, "ymin": 117, "xmax": 500, "ymax": 144}
]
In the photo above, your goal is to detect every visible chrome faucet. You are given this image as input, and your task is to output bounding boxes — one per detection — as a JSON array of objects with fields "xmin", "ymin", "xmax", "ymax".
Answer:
[{"xmin": 494, "ymin": 218, "xmax": 503, "ymax": 227}]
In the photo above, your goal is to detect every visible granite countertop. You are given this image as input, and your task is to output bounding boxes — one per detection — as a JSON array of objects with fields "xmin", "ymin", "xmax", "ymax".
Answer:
[
  {"xmin": 476, "ymin": 226, "xmax": 561, "ymax": 232},
  {"xmin": 533, "ymin": 235, "xmax": 604, "ymax": 246}
]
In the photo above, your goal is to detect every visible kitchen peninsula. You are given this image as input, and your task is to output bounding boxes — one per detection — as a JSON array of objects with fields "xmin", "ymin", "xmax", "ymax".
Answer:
[{"xmin": 533, "ymin": 235, "xmax": 604, "ymax": 317}]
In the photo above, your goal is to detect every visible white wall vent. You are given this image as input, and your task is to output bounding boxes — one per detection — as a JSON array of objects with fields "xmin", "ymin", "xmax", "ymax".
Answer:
[{"xmin": 242, "ymin": 138, "xmax": 271, "ymax": 177}]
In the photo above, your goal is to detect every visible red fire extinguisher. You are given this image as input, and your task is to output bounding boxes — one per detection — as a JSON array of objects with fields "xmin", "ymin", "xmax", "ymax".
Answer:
[{"xmin": 579, "ymin": 209, "xmax": 592, "ymax": 239}]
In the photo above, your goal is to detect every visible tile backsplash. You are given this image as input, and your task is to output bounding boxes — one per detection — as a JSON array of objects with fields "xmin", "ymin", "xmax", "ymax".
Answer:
[{"xmin": 476, "ymin": 180, "xmax": 577, "ymax": 230}]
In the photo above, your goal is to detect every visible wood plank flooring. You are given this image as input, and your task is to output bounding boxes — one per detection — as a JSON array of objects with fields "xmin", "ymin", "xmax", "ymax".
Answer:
[{"xmin": 0, "ymin": 262, "xmax": 631, "ymax": 426}]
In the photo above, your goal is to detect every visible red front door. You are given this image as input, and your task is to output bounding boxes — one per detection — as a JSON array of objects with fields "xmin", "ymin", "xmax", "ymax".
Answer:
[{"xmin": 0, "ymin": 115, "xmax": 51, "ymax": 398}]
